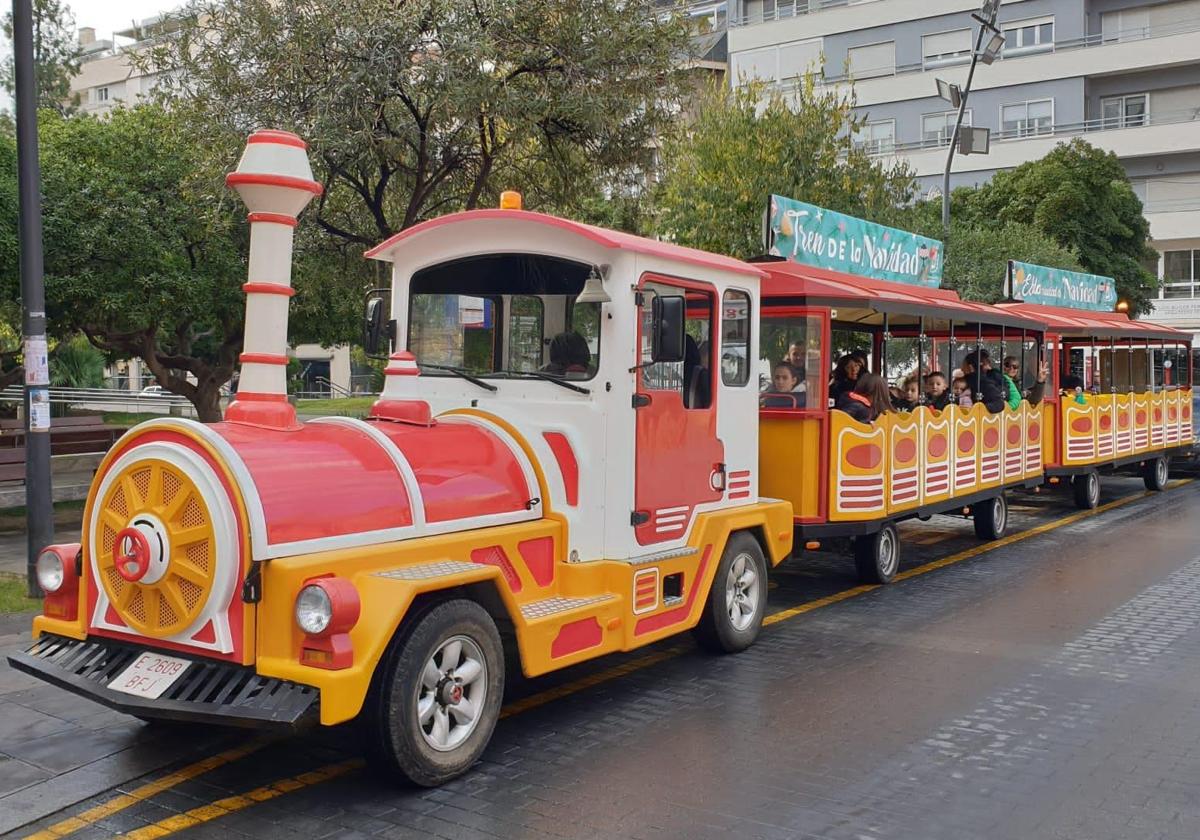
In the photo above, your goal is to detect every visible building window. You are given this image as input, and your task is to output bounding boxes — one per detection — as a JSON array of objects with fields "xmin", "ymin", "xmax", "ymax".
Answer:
[
  {"xmin": 1163, "ymin": 250, "xmax": 1200, "ymax": 299},
  {"xmin": 1002, "ymin": 17, "xmax": 1054, "ymax": 55},
  {"xmin": 922, "ymin": 29, "xmax": 971, "ymax": 68},
  {"xmin": 1100, "ymin": 9, "xmax": 1149, "ymax": 43},
  {"xmin": 1001, "ymin": 99, "xmax": 1053, "ymax": 137},
  {"xmin": 94, "ymin": 86, "xmax": 109, "ymax": 103},
  {"xmin": 854, "ymin": 119, "xmax": 896, "ymax": 154},
  {"xmin": 847, "ymin": 40, "xmax": 896, "ymax": 79},
  {"xmin": 730, "ymin": 37, "xmax": 822, "ymax": 83},
  {"xmin": 1100, "ymin": 94, "xmax": 1148, "ymax": 129},
  {"xmin": 922, "ymin": 109, "xmax": 972, "ymax": 147}
]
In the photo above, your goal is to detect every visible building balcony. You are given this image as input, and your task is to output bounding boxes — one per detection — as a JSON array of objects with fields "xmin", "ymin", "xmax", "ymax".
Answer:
[
  {"xmin": 880, "ymin": 108, "xmax": 1200, "ymax": 178},
  {"xmin": 758, "ymin": 15, "xmax": 1200, "ymax": 107}
]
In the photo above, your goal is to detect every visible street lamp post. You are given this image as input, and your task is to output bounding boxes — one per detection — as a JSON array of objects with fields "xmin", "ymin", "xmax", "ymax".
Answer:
[
  {"xmin": 941, "ymin": 0, "xmax": 1004, "ymax": 237},
  {"xmin": 12, "ymin": 0, "xmax": 56, "ymax": 597}
]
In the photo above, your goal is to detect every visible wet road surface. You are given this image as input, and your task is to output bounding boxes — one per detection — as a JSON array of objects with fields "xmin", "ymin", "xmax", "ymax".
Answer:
[{"xmin": 5, "ymin": 475, "xmax": 1200, "ymax": 840}]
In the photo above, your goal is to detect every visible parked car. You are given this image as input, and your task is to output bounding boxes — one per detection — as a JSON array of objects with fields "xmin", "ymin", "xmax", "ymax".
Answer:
[{"xmin": 138, "ymin": 385, "xmax": 165, "ymax": 397}]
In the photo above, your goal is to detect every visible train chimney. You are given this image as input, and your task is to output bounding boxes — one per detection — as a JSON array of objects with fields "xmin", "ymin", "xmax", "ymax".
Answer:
[{"xmin": 224, "ymin": 130, "xmax": 322, "ymax": 428}]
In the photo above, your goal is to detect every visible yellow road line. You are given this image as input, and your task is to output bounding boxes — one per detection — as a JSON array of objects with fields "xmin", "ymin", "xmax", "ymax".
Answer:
[
  {"xmin": 22, "ymin": 737, "xmax": 272, "ymax": 840},
  {"xmin": 118, "ymin": 760, "xmax": 363, "ymax": 840},
  {"xmin": 52, "ymin": 479, "xmax": 1196, "ymax": 839}
]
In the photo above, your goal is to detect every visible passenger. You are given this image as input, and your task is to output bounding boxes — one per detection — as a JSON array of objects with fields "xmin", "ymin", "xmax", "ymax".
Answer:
[
  {"xmin": 952, "ymin": 377, "xmax": 974, "ymax": 408},
  {"xmin": 836, "ymin": 372, "xmax": 892, "ymax": 423},
  {"xmin": 830, "ymin": 353, "xmax": 865, "ymax": 402},
  {"xmin": 890, "ymin": 373, "xmax": 920, "ymax": 411},
  {"xmin": 925, "ymin": 372, "xmax": 952, "ymax": 410},
  {"xmin": 960, "ymin": 350, "xmax": 1008, "ymax": 413},
  {"xmin": 1002, "ymin": 356, "xmax": 1049, "ymax": 407},
  {"xmin": 543, "ymin": 332, "xmax": 591, "ymax": 376},
  {"xmin": 1061, "ymin": 374, "xmax": 1087, "ymax": 404},
  {"xmin": 761, "ymin": 362, "xmax": 804, "ymax": 408},
  {"xmin": 784, "ymin": 342, "xmax": 806, "ymax": 370},
  {"xmin": 683, "ymin": 335, "xmax": 711, "ymax": 409}
]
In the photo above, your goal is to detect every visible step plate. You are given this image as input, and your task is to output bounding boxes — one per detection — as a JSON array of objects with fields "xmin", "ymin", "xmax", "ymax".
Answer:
[{"xmin": 521, "ymin": 595, "xmax": 613, "ymax": 620}]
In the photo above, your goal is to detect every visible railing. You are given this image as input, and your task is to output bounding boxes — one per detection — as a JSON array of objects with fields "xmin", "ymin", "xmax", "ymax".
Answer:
[
  {"xmin": 760, "ymin": 14, "xmax": 1200, "ymax": 82},
  {"xmin": 877, "ymin": 106, "xmax": 1200, "ymax": 155},
  {"xmin": 731, "ymin": 0, "xmax": 854, "ymax": 28},
  {"xmin": 1143, "ymin": 196, "xmax": 1200, "ymax": 214},
  {"xmin": 0, "ymin": 386, "xmax": 200, "ymax": 417}
]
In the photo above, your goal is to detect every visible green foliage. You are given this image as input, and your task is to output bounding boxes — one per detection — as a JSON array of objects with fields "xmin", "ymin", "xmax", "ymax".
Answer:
[
  {"xmin": 0, "ymin": 122, "xmax": 20, "ymax": 389},
  {"xmin": 142, "ymin": 0, "xmax": 692, "ymax": 245},
  {"xmin": 895, "ymin": 200, "xmax": 1085, "ymax": 303},
  {"xmin": 50, "ymin": 334, "xmax": 105, "ymax": 388},
  {"xmin": 955, "ymin": 139, "xmax": 1157, "ymax": 312},
  {"xmin": 1, "ymin": 0, "xmax": 82, "ymax": 114},
  {"xmin": 654, "ymin": 78, "xmax": 917, "ymax": 258}
]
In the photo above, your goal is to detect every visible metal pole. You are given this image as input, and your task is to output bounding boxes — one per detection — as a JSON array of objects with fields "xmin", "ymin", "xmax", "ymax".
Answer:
[
  {"xmin": 917, "ymin": 316, "xmax": 925, "ymax": 405},
  {"xmin": 975, "ymin": 322, "xmax": 983, "ymax": 402},
  {"xmin": 942, "ymin": 22, "xmax": 990, "ymax": 237},
  {"xmin": 13, "ymin": 0, "xmax": 55, "ymax": 598}
]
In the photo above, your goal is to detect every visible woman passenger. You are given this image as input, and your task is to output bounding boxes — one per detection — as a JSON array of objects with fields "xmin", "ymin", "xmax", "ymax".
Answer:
[
  {"xmin": 830, "ymin": 353, "xmax": 865, "ymax": 402},
  {"xmin": 761, "ymin": 362, "xmax": 805, "ymax": 408},
  {"xmin": 836, "ymin": 372, "xmax": 892, "ymax": 423}
]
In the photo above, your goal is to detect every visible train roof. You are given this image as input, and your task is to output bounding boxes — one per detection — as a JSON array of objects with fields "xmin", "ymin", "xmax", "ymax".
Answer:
[
  {"xmin": 758, "ymin": 259, "xmax": 1045, "ymax": 332},
  {"xmin": 997, "ymin": 302, "xmax": 1189, "ymax": 342},
  {"xmin": 365, "ymin": 209, "xmax": 766, "ymax": 280}
]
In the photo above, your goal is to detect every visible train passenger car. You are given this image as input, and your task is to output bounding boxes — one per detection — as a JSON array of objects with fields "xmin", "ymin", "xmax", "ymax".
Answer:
[
  {"xmin": 10, "ymin": 132, "xmax": 794, "ymax": 788},
  {"xmin": 754, "ymin": 259, "xmax": 1048, "ymax": 584},
  {"xmin": 999, "ymin": 302, "xmax": 1194, "ymax": 507}
]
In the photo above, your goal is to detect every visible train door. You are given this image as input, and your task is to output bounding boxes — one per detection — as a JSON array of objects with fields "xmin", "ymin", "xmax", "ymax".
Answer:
[{"xmin": 633, "ymin": 276, "xmax": 724, "ymax": 545}]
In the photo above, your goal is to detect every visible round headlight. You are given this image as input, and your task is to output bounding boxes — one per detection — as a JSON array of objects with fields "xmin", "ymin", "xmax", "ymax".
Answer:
[
  {"xmin": 295, "ymin": 584, "xmax": 332, "ymax": 635},
  {"xmin": 36, "ymin": 550, "xmax": 64, "ymax": 594}
]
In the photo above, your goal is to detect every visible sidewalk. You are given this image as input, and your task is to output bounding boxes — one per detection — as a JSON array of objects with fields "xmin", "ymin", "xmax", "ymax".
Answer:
[{"xmin": 0, "ymin": 528, "xmax": 82, "ymax": 578}]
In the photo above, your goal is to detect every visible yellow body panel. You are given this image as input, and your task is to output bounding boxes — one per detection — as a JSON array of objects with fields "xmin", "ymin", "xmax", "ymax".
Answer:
[
  {"xmin": 759, "ymin": 415, "xmax": 821, "ymax": 519},
  {"xmin": 256, "ymin": 501, "xmax": 792, "ymax": 726},
  {"xmin": 1059, "ymin": 389, "xmax": 1193, "ymax": 467}
]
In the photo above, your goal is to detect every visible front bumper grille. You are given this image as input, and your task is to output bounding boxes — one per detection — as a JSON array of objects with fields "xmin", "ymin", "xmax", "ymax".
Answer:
[{"xmin": 8, "ymin": 634, "xmax": 318, "ymax": 730}]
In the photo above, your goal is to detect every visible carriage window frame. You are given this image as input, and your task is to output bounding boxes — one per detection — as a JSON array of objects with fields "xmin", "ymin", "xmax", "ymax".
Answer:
[{"xmin": 721, "ymin": 289, "xmax": 752, "ymax": 387}]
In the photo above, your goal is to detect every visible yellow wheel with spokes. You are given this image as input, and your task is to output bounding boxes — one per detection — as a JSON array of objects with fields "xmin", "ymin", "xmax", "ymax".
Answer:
[{"xmin": 96, "ymin": 458, "xmax": 218, "ymax": 637}]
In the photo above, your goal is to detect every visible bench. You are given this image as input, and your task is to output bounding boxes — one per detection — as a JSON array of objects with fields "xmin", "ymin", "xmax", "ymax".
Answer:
[{"xmin": 0, "ymin": 416, "xmax": 123, "ymax": 455}]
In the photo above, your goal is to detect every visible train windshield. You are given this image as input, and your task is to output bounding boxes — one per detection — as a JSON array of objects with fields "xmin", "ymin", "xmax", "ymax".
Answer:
[{"xmin": 407, "ymin": 253, "xmax": 601, "ymax": 381}]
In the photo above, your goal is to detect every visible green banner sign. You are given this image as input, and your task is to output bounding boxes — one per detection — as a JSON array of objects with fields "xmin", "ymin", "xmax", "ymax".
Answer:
[
  {"xmin": 764, "ymin": 194, "xmax": 943, "ymax": 287},
  {"xmin": 1007, "ymin": 260, "xmax": 1117, "ymax": 312}
]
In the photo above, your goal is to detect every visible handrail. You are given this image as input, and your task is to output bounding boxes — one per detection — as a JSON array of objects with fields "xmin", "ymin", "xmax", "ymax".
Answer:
[{"xmin": 314, "ymin": 376, "xmax": 353, "ymax": 398}]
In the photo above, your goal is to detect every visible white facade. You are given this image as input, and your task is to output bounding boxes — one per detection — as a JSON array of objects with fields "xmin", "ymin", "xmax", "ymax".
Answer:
[
  {"xmin": 69, "ymin": 15, "xmax": 178, "ymax": 115},
  {"xmin": 727, "ymin": 0, "xmax": 1200, "ymax": 344}
]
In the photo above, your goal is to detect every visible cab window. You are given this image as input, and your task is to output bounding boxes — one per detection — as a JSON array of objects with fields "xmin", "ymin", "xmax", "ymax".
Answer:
[{"xmin": 639, "ymin": 282, "xmax": 714, "ymax": 409}]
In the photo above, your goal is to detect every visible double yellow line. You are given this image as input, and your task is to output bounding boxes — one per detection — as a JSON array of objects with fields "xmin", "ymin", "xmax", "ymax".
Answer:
[{"xmin": 25, "ymin": 480, "xmax": 1192, "ymax": 839}]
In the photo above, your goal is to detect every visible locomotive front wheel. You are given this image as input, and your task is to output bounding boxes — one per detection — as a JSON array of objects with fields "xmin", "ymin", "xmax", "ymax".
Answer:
[
  {"xmin": 693, "ymin": 532, "xmax": 768, "ymax": 654},
  {"xmin": 973, "ymin": 493, "xmax": 1008, "ymax": 541},
  {"xmin": 366, "ymin": 599, "xmax": 504, "ymax": 787},
  {"xmin": 1142, "ymin": 456, "xmax": 1169, "ymax": 492},
  {"xmin": 854, "ymin": 523, "xmax": 899, "ymax": 584},
  {"xmin": 1073, "ymin": 471, "xmax": 1100, "ymax": 510}
]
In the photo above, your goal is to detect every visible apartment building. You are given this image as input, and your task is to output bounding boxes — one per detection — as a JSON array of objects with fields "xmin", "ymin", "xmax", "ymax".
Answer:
[
  {"xmin": 726, "ymin": 0, "xmax": 1200, "ymax": 342},
  {"xmin": 69, "ymin": 14, "xmax": 178, "ymax": 115}
]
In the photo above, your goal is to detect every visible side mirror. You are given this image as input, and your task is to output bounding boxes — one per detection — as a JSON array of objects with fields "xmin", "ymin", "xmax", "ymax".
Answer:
[
  {"xmin": 651, "ymin": 294, "xmax": 685, "ymax": 363},
  {"xmin": 363, "ymin": 295, "xmax": 392, "ymax": 356}
]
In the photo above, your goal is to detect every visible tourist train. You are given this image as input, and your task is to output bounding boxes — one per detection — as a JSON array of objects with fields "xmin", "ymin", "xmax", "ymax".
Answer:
[{"xmin": 11, "ymin": 131, "xmax": 1193, "ymax": 786}]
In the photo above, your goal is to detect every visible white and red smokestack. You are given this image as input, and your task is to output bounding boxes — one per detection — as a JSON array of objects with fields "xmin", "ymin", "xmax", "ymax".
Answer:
[{"xmin": 225, "ymin": 130, "xmax": 322, "ymax": 428}]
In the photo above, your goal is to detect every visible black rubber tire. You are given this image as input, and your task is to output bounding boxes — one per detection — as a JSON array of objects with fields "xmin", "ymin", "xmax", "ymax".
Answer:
[
  {"xmin": 1072, "ymin": 471, "xmax": 1100, "ymax": 510},
  {"xmin": 363, "ymin": 599, "xmax": 504, "ymax": 787},
  {"xmin": 1142, "ymin": 455, "xmax": 1169, "ymax": 491},
  {"xmin": 973, "ymin": 493, "xmax": 1009, "ymax": 541},
  {"xmin": 693, "ymin": 531, "xmax": 768, "ymax": 654},
  {"xmin": 853, "ymin": 523, "xmax": 899, "ymax": 584}
]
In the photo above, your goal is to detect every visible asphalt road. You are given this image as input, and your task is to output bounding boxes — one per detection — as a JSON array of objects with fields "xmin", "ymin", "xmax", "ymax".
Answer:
[{"xmin": 4, "ymin": 474, "xmax": 1200, "ymax": 840}]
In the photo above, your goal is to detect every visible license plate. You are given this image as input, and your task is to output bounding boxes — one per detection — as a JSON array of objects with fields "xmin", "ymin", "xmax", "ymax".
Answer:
[{"xmin": 108, "ymin": 652, "xmax": 191, "ymax": 699}]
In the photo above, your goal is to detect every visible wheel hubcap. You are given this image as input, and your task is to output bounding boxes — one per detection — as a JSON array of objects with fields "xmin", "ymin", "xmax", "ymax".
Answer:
[
  {"xmin": 1090, "ymin": 474, "xmax": 1099, "ymax": 503},
  {"xmin": 879, "ymin": 531, "xmax": 897, "ymax": 576},
  {"xmin": 725, "ymin": 552, "xmax": 760, "ymax": 632},
  {"xmin": 994, "ymin": 498, "xmax": 1006, "ymax": 532},
  {"xmin": 417, "ymin": 635, "xmax": 487, "ymax": 752},
  {"xmin": 1157, "ymin": 459, "xmax": 1168, "ymax": 485}
]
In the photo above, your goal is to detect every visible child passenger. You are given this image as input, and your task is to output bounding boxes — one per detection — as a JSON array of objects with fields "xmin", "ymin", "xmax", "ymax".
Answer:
[
  {"xmin": 890, "ymin": 374, "xmax": 920, "ymax": 411},
  {"xmin": 952, "ymin": 377, "xmax": 973, "ymax": 408},
  {"xmin": 925, "ymin": 372, "xmax": 952, "ymax": 410},
  {"xmin": 836, "ymin": 373, "xmax": 893, "ymax": 423},
  {"xmin": 761, "ymin": 362, "xmax": 805, "ymax": 408}
]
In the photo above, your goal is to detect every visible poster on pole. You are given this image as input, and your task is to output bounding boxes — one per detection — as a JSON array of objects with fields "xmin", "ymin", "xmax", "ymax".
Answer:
[
  {"xmin": 764, "ymin": 194, "xmax": 943, "ymax": 287},
  {"xmin": 1006, "ymin": 261, "xmax": 1117, "ymax": 312}
]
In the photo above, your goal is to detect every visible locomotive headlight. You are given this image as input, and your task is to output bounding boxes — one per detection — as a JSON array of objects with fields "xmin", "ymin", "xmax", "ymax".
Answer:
[
  {"xmin": 36, "ymin": 550, "xmax": 65, "ymax": 594},
  {"xmin": 295, "ymin": 584, "xmax": 333, "ymax": 635}
]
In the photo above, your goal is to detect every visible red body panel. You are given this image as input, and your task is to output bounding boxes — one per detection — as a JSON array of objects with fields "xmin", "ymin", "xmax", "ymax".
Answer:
[{"xmin": 215, "ymin": 422, "xmax": 413, "ymax": 545}]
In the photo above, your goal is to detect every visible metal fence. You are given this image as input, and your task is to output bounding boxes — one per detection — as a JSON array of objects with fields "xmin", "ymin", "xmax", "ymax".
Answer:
[{"xmin": 0, "ymin": 386, "xmax": 200, "ymax": 418}]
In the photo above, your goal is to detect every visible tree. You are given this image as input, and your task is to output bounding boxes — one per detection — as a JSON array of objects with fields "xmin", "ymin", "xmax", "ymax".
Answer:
[
  {"xmin": 1, "ymin": 0, "xmax": 83, "ymax": 114},
  {"xmin": 30, "ymin": 106, "xmax": 247, "ymax": 422},
  {"xmin": 957, "ymin": 139, "xmax": 1158, "ymax": 313},
  {"xmin": 653, "ymin": 78, "xmax": 917, "ymax": 258},
  {"xmin": 894, "ymin": 200, "xmax": 1085, "ymax": 303},
  {"xmin": 141, "ymin": 0, "xmax": 691, "ymax": 247},
  {"xmin": 49, "ymin": 335, "xmax": 105, "ymax": 388},
  {"xmin": 0, "ymin": 123, "xmax": 21, "ymax": 391}
]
